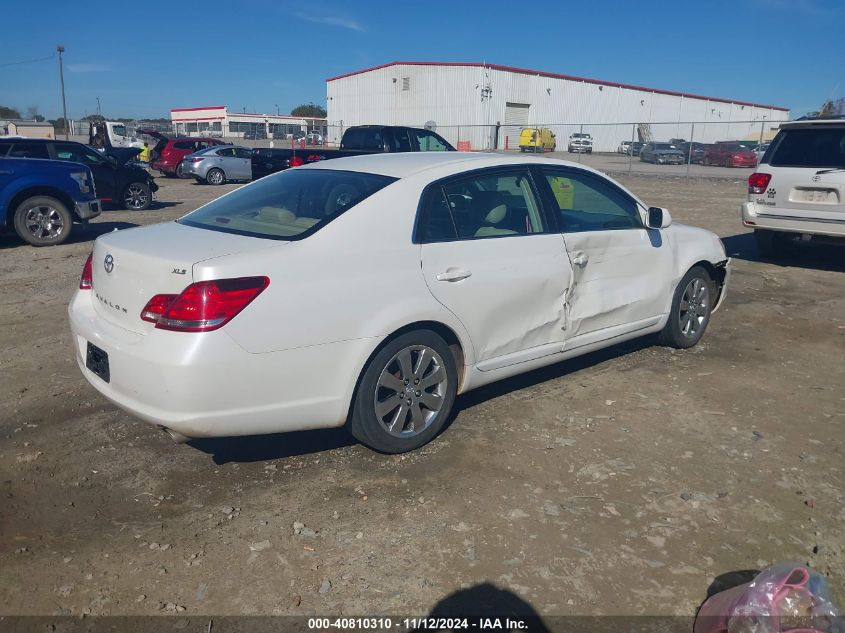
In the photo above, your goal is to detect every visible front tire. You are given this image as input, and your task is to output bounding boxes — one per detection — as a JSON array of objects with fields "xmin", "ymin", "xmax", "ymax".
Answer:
[
  {"xmin": 122, "ymin": 182, "xmax": 151, "ymax": 210},
  {"xmin": 658, "ymin": 266, "xmax": 715, "ymax": 349},
  {"xmin": 349, "ymin": 330, "xmax": 457, "ymax": 453},
  {"xmin": 206, "ymin": 168, "xmax": 226, "ymax": 185},
  {"xmin": 13, "ymin": 196, "xmax": 73, "ymax": 246}
]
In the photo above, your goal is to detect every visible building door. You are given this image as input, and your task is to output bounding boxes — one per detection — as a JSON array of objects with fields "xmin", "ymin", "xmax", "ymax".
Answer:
[{"xmin": 502, "ymin": 102, "xmax": 531, "ymax": 151}]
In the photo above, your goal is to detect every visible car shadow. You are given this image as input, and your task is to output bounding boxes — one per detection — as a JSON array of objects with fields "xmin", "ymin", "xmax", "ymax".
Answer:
[
  {"xmin": 722, "ymin": 231, "xmax": 845, "ymax": 273},
  {"xmin": 449, "ymin": 335, "xmax": 655, "ymax": 421},
  {"xmin": 189, "ymin": 426, "xmax": 357, "ymax": 465},
  {"xmin": 0, "ymin": 221, "xmax": 139, "ymax": 249},
  {"xmin": 147, "ymin": 201, "xmax": 181, "ymax": 210}
]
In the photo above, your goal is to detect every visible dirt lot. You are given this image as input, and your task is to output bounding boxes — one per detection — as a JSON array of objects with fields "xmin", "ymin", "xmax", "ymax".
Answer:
[{"xmin": 1, "ymin": 172, "xmax": 843, "ymax": 618}]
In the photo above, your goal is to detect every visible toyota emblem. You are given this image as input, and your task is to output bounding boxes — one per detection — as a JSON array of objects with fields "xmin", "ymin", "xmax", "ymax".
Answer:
[{"xmin": 103, "ymin": 254, "xmax": 114, "ymax": 273}]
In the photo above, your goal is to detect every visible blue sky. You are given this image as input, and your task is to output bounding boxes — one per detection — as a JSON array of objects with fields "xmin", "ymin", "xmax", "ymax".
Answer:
[{"xmin": 0, "ymin": 0, "xmax": 841, "ymax": 120}]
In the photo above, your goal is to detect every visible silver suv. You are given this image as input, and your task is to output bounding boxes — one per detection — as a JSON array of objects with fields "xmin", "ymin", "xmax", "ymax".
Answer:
[{"xmin": 742, "ymin": 118, "xmax": 845, "ymax": 256}]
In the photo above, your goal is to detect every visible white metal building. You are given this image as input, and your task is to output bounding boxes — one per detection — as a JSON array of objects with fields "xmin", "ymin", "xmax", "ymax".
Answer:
[
  {"xmin": 170, "ymin": 106, "xmax": 326, "ymax": 139},
  {"xmin": 326, "ymin": 62, "xmax": 790, "ymax": 152}
]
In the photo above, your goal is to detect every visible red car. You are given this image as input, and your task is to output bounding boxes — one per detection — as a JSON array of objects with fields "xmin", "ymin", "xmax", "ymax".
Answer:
[
  {"xmin": 140, "ymin": 130, "xmax": 227, "ymax": 178},
  {"xmin": 702, "ymin": 142, "xmax": 758, "ymax": 168}
]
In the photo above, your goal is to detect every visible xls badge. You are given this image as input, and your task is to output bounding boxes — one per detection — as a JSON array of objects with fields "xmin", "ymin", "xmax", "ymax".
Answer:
[{"xmin": 103, "ymin": 254, "xmax": 114, "ymax": 273}]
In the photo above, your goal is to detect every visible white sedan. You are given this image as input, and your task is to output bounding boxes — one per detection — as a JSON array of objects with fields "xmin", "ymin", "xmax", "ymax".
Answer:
[{"xmin": 69, "ymin": 153, "xmax": 730, "ymax": 453}]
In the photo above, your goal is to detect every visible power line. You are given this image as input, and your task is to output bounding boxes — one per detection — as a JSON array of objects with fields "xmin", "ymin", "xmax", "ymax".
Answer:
[{"xmin": 0, "ymin": 53, "xmax": 55, "ymax": 69}]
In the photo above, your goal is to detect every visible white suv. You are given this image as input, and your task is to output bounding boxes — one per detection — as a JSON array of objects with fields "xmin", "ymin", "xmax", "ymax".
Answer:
[
  {"xmin": 742, "ymin": 118, "xmax": 845, "ymax": 256},
  {"xmin": 568, "ymin": 133, "xmax": 593, "ymax": 153}
]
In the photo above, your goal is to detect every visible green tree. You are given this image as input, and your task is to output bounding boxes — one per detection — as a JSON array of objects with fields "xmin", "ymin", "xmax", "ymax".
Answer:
[
  {"xmin": 290, "ymin": 103, "xmax": 327, "ymax": 118},
  {"xmin": 0, "ymin": 105, "xmax": 22, "ymax": 119}
]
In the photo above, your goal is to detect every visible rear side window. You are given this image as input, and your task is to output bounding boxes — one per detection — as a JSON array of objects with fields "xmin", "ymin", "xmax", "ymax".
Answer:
[
  {"xmin": 216, "ymin": 148, "xmax": 236, "ymax": 157},
  {"xmin": 180, "ymin": 169, "xmax": 396, "ymax": 240},
  {"xmin": 7, "ymin": 143, "xmax": 50, "ymax": 159},
  {"xmin": 342, "ymin": 128, "xmax": 383, "ymax": 151},
  {"xmin": 173, "ymin": 141, "xmax": 194, "ymax": 150},
  {"xmin": 768, "ymin": 127, "xmax": 845, "ymax": 168}
]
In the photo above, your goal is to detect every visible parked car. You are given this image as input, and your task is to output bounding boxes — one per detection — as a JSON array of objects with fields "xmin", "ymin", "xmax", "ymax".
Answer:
[
  {"xmin": 243, "ymin": 129, "xmax": 268, "ymax": 141},
  {"xmin": 252, "ymin": 125, "xmax": 455, "ymax": 179},
  {"xmin": 618, "ymin": 140, "xmax": 632, "ymax": 154},
  {"xmin": 519, "ymin": 127, "xmax": 556, "ymax": 152},
  {"xmin": 627, "ymin": 141, "xmax": 645, "ymax": 156},
  {"xmin": 139, "ymin": 130, "xmax": 227, "ymax": 178},
  {"xmin": 304, "ymin": 132, "xmax": 324, "ymax": 145},
  {"xmin": 0, "ymin": 138, "xmax": 158, "ymax": 210},
  {"xmin": 1, "ymin": 157, "xmax": 100, "ymax": 246},
  {"xmin": 640, "ymin": 142, "xmax": 685, "ymax": 164},
  {"xmin": 181, "ymin": 145, "xmax": 254, "ymax": 185},
  {"xmin": 568, "ymin": 133, "xmax": 593, "ymax": 153},
  {"xmin": 742, "ymin": 118, "xmax": 845, "ymax": 257},
  {"xmin": 69, "ymin": 153, "xmax": 729, "ymax": 453},
  {"xmin": 752, "ymin": 142, "xmax": 770, "ymax": 164},
  {"xmin": 702, "ymin": 142, "xmax": 757, "ymax": 167},
  {"xmin": 675, "ymin": 142, "xmax": 710, "ymax": 164}
]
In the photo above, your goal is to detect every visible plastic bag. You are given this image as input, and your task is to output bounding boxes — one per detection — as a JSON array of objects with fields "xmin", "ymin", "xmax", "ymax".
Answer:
[{"xmin": 694, "ymin": 563, "xmax": 842, "ymax": 633}]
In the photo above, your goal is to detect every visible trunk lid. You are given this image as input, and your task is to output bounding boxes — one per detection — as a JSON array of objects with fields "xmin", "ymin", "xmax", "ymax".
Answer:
[{"xmin": 90, "ymin": 222, "xmax": 282, "ymax": 333}]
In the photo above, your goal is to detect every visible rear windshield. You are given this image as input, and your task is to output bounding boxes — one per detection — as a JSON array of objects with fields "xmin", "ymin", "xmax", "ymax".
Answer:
[
  {"xmin": 767, "ymin": 127, "xmax": 845, "ymax": 168},
  {"xmin": 654, "ymin": 143, "xmax": 675, "ymax": 150},
  {"xmin": 179, "ymin": 168, "xmax": 397, "ymax": 240}
]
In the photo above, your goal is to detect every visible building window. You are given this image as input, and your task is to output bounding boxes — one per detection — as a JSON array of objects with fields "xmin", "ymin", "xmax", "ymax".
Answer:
[
  {"xmin": 186, "ymin": 122, "xmax": 198, "ymax": 133},
  {"xmin": 402, "ymin": 77, "xmax": 410, "ymax": 91}
]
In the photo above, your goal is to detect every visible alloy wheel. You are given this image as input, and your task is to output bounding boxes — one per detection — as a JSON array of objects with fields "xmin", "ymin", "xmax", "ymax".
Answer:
[
  {"xmin": 24, "ymin": 205, "xmax": 64, "ymax": 240},
  {"xmin": 679, "ymin": 277, "xmax": 710, "ymax": 338},
  {"xmin": 373, "ymin": 345, "xmax": 448, "ymax": 438},
  {"xmin": 124, "ymin": 184, "xmax": 148, "ymax": 209}
]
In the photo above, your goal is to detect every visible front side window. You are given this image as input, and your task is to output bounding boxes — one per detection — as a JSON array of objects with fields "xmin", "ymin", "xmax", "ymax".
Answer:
[
  {"xmin": 418, "ymin": 170, "xmax": 545, "ymax": 242},
  {"xmin": 542, "ymin": 169, "xmax": 641, "ymax": 233},
  {"xmin": 235, "ymin": 147, "xmax": 253, "ymax": 159},
  {"xmin": 768, "ymin": 127, "xmax": 845, "ymax": 167},
  {"xmin": 180, "ymin": 169, "xmax": 396, "ymax": 240},
  {"xmin": 409, "ymin": 129, "xmax": 450, "ymax": 152},
  {"xmin": 8, "ymin": 143, "xmax": 49, "ymax": 159}
]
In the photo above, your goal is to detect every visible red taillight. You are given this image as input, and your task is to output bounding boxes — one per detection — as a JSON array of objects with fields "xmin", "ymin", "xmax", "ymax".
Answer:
[
  {"xmin": 140, "ymin": 293, "xmax": 178, "ymax": 323},
  {"xmin": 289, "ymin": 156, "xmax": 304, "ymax": 167},
  {"xmin": 748, "ymin": 172, "xmax": 772, "ymax": 194},
  {"xmin": 150, "ymin": 276, "xmax": 270, "ymax": 332},
  {"xmin": 79, "ymin": 253, "xmax": 93, "ymax": 290}
]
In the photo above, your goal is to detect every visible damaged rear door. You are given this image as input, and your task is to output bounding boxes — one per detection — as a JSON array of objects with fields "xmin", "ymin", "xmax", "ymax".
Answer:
[
  {"xmin": 536, "ymin": 166, "xmax": 673, "ymax": 341},
  {"xmin": 419, "ymin": 167, "xmax": 571, "ymax": 369}
]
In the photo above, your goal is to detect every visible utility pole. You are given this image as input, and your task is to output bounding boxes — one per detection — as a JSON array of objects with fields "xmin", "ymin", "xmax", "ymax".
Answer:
[
  {"xmin": 57, "ymin": 45, "xmax": 68, "ymax": 139},
  {"xmin": 96, "ymin": 97, "xmax": 101, "ymax": 116},
  {"xmin": 275, "ymin": 104, "xmax": 279, "ymax": 115}
]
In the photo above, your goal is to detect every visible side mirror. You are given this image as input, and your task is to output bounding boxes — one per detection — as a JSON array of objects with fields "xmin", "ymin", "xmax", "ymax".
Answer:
[{"xmin": 646, "ymin": 206, "xmax": 672, "ymax": 229}]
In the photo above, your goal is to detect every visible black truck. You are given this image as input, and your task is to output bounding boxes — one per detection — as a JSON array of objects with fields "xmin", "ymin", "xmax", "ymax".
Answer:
[{"xmin": 251, "ymin": 125, "xmax": 455, "ymax": 179}]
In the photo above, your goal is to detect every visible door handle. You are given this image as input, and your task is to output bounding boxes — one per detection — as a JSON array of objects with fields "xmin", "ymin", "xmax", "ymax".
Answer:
[
  {"xmin": 571, "ymin": 253, "xmax": 589, "ymax": 266},
  {"xmin": 436, "ymin": 269, "xmax": 472, "ymax": 282}
]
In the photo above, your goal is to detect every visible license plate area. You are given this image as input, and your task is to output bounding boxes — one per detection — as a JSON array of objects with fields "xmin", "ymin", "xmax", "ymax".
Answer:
[
  {"xmin": 85, "ymin": 342, "xmax": 110, "ymax": 383},
  {"xmin": 790, "ymin": 188, "xmax": 839, "ymax": 204}
]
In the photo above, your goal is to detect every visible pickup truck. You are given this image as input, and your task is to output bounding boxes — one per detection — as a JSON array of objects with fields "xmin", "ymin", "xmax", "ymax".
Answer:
[
  {"xmin": 252, "ymin": 125, "xmax": 455, "ymax": 179},
  {"xmin": 0, "ymin": 157, "xmax": 101, "ymax": 246}
]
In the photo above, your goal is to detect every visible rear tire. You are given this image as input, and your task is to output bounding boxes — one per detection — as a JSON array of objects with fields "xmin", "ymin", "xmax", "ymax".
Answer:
[
  {"xmin": 13, "ymin": 195, "xmax": 73, "ymax": 246},
  {"xmin": 349, "ymin": 330, "xmax": 457, "ymax": 454},
  {"xmin": 657, "ymin": 266, "xmax": 715, "ymax": 349},
  {"xmin": 175, "ymin": 163, "xmax": 187, "ymax": 179}
]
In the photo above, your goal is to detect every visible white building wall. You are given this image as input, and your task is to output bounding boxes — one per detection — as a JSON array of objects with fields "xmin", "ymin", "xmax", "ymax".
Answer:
[{"xmin": 327, "ymin": 63, "xmax": 789, "ymax": 152}]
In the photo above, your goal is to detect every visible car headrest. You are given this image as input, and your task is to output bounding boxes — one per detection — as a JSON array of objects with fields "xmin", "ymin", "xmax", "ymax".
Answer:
[
  {"xmin": 485, "ymin": 204, "xmax": 507, "ymax": 224},
  {"xmin": 258, "ymin": 207, "xmax": 296, "ymax": 224}
]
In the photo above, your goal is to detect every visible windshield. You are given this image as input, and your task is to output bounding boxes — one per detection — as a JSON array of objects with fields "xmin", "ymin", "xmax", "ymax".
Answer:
[
  {"xmin": 654, "ymin": 143, "xmax": 674, "ymax": 150},
  {"xmin": 767, "ymin": 127, "xmax": 845, "ymax": 168},
  {"xmin": 179, "ymin": 168, "xmax": 397, "ymax": 240},
  {"xmin": 112, "ymin": 124, "xmax": 127, "ymax": 137}
]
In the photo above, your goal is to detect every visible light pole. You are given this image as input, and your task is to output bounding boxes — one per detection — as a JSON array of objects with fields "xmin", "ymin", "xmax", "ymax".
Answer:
[
  {"xmin": 96, "ymin": 97, "xmax": 101, "ymax": 117},
  {"xmin": 275, "ymin": 104, "xmax": 279, "ymax": 115},
  {"xmin": 57, "ymin": 45, "xmax": 68, "ymax": 139}
]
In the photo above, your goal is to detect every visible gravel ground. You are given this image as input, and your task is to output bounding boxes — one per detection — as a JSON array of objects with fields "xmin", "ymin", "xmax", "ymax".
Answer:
[{"xmin": 0, "ymin": 171, "xmax": 843, "ymax": 618}]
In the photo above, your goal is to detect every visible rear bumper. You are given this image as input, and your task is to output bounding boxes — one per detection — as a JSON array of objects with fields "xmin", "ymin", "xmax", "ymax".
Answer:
[
  {"xmin": 75, "ymin": 199, "xmax": 102, "ymax": 220},
  {"xmin": 68, "ymin": 289, "xmax": 378, "ymax": 439},
  {"xmin": 151, "ymin": 160, "xmax": 176, "ymax": 173},
  {"xmin": 741, "ymin": 201, "xmax": 845, "ymax": 238}
]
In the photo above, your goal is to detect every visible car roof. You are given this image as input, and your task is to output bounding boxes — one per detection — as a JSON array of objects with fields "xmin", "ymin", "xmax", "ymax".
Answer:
[
  {"xmin": 780, "ymin": 118, "xmax": 845, "ymax": 129},
  {"xmin": 297, "ymin": 151, "xmax": 605, "ymax": 179}
]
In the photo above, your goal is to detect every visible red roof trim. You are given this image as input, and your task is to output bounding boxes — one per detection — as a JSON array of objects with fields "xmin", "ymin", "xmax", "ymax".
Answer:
[
  {"xmin": 326, "ymin": 61, "xmax": 789, "ymax": 112},
  {"xmin": 170, "ymin": 106, "xmax": 226, "ymax": 112}
]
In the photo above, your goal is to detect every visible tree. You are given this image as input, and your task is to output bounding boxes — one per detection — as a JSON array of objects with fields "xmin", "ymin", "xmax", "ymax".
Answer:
[
  {"xmin": 25, "ymin": 105, "xmax": 44, "ymax": 122},
  {"xmin": 0, "ymin": 105, "xmax": 22, "ymax": 119},
  {"xmin": 804, "ymin": 98, "xmax": 844, "ymax": 119},
  {"xmin": 290, "ymin": 103, "xmax": 327, "ymax": 118}
]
